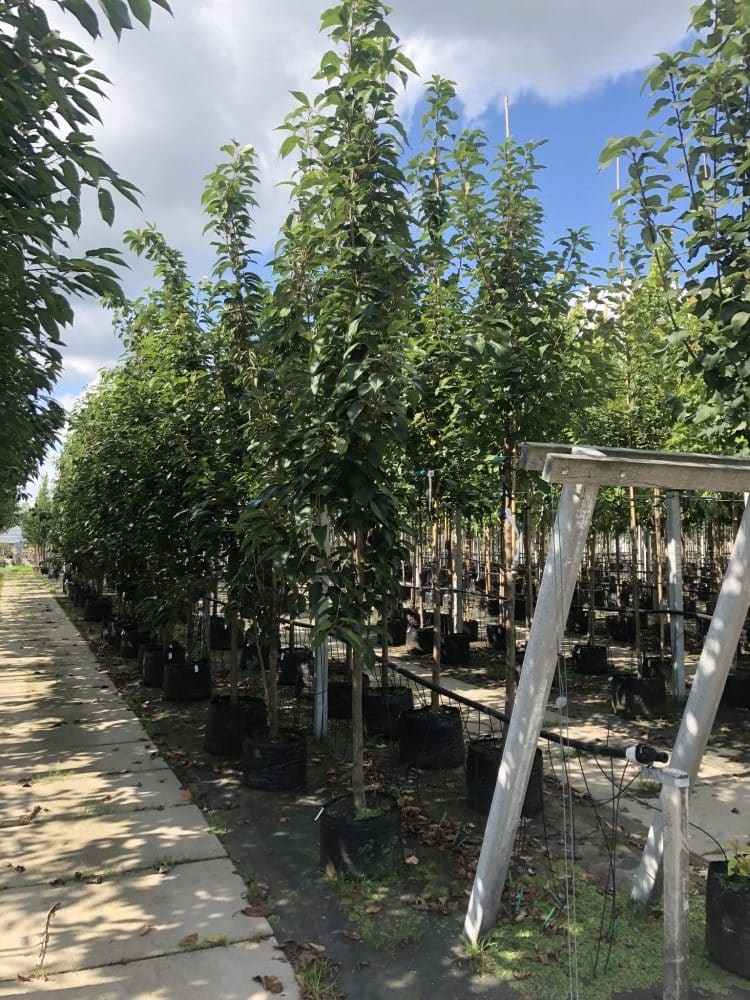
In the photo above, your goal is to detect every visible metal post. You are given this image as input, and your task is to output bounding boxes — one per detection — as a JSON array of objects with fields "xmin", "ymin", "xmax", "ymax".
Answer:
[
  {"xmin": 633, "ymin": 495, "xmax": 750, "ymax": 905},
  {"xmin": 453, "ymin": 509, "xmax": 464, "ymax": 634},
  {"xmin": 464, "ymin": 468, "xmax": 599, "ymax": 942},
  {"xmin": 661, "ymin": 768, "xmax": 690, "ymax": 1000},
  {"xmin": 666, "ymin": 492, "xmax": 685, "ymax": 702},
  {"xmin": 313, "ymin": 512, "xmax": 330, "ymax": 740}
]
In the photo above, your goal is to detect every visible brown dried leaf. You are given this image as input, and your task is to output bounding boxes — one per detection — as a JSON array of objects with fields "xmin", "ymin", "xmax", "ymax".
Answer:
[
  {"xmin": 302, "ymin": 942, "xmax": 326, "ymax": 953},
  {"xmin": 341, "ymin": 930, "xmax": 361, "ymax": 941},
  {"xmin": 404, "ymin": 855, "xmax": 419, "ymax": 865},
  {"xmin": 138, "ymin": 923, "xmax": 154, "ymax": 936},
  {"xmin": 253, "ymin": 975, "xmax": 284, "ymax": 994},
  {"xmin": 179, "ymin": 933, "xmax": 199, "ymax": 948},
  {"xmin": 242, "ymin": 905, "xmax": 272, "ymax": 918},
  {"xmin": 537, "ymin": 952, "xmax": 552, "ymax": 966},
  {"xmin": 15, "ymin": 865, "xmax": 25, "ymax": 873},
  {"xmin": 512, "ymin": 971, "xmax": 532, "ymax": 980},
  {"xmin": 180, "ymin": 788, "xmax": 193, "ymax": 802},
  {"xmin": 364, "ymin": 905, "xmax": 381, "ymax": 914}
]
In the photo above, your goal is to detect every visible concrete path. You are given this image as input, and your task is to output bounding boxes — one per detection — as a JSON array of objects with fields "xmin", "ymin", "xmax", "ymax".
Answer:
[{"xmin": 0, "ymin": 569, "xmax": 300, "ymax": 999}]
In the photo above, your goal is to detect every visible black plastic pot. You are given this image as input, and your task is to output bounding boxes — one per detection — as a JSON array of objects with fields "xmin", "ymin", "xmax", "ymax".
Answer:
[
  {"xmin": 441, "ymin": 632, "xmax": 470, "ymax": 665},
  {"xmin": 721, "ymin": 674, "xmax": 750, "ymax": 711},
  {"xmin": 142, "ymin": 648, "xmax": 166, "ymax": 687},
  {"xmin": 242, "ymin": 728, "xmax": 306, "ymax": 791},
  {"xmin": 207, "ymin": 614, "xmax": 236, "ymax": 651},
  {"xmin": 362, "ymin": 686, "xmax": 414, "ymax": 739},
  {"xmin": 572, "ymin": 643, "xmax": 608, "ymax": 675},
  {"xmin": 611, "ymin": 674, "xmax": 666, "ymax": 720},
  {"xmin": 204, "ymin": 694, "xmax": 267, "ymax": 755},
  {"xmin": 462, "ymin": 620, "xmax": 479, "ymax": 642},
  {"xmin": 606, "ymin": 613, "xmax": 635, "ymax": 644},
  {"xmin": 162, "ymin": 658, "xmax": 211, "ymax": 701},
  {"xmin": 328, "ymin": 673, "xmax": 370, "ymax": 721},
  {"xmin": 465, "ymin": 737, "xmax": 543, "ymax": 817},
  {"xmin": 83, "ymin": 597, "xmax": 112, "ymax": 623},
  {"xmin": 567, "ymin": 606, "xmax": 589, "ymax": 635},
  {"xmin": 398, "ymin": 706, "xmax": 464, "ymax": 770},
  {"xmin": 705, "ymin": 859, "xmax": 750, "ymax": 978},
  {"xmin": 320, "ymin": 793, "xmax": 403, "ymax": 878},
  {"xmin": 486, "ymin": 624, "xmax": 506, "ymax": 651},
  {"xmin": 641, "ymin": 656, "xmax": 670, "ymax": 681},
  {"xmin": 487, "ymin": 597, "xmax": 500, "ymax": 617},
  {"xmin": 166, "ymin": 641, "xmax": 185, "ymax": 666},
  {"xmin": 406, "ymin": 625, "xmax": 433, "ymax": 656}
]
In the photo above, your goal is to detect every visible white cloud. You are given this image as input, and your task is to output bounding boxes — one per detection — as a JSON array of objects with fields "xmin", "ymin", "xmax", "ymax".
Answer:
[{"xmin": 45, "ymin": 0, "xmax": 695, "ymax": 409}]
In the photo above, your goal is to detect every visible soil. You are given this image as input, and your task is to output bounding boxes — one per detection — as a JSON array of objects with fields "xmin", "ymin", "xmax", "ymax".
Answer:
[{"xmin": 53, "ymin": 590, "xmax": 750, "ymax": 1000}]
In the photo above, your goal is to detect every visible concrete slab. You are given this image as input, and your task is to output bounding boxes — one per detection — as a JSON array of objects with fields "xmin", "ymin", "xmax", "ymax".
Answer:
[
  {"xmin": 0, "ymin": 741, "xmax": 166, "ymax": 783},
  {"xmin": 0, "ymin": 938, "xmax": 300, "ymax": 998},
  {"xmin": 0, "ymin": 768, "xmax": 187, "ymax": 827},
  {"xmin": 1, "ymin": 803, "xmax": 225, "ymax": 889},
  {"xmin": 0, "ymin": 857, "xmax": 272, "ymax": 979},
  {"xmin": 0, "ymin": 715, "xmax": 148, "ymax": 751}
]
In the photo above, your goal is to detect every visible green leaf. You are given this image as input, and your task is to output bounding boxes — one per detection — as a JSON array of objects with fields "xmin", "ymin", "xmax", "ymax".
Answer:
[
  {"xmin": 61, "ymin": 0, "xmax": 100, "ymax": 37},
  {"xmin": 99, "ymin": 0, "xmax": 133, "ymax": 37},
  {"xmin": 127, "ymin": 0, "xmax": 152, "ymax": 28},
  {"xmin": 98, "ymin": 187, "xmax": 115, "ymax": 225}
]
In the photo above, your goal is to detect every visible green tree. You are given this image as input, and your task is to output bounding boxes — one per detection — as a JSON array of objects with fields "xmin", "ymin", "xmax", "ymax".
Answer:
[
  {"xmin": 0, "ymin": 0, "xmax": 169, "ymax": 522},
  {"xmin": 601, "ymin": 0, "xmax": 750, "ymax": 450},
  {"xmin": 274, "ymin": 0, "xmax": 416, "ymax": 811}
]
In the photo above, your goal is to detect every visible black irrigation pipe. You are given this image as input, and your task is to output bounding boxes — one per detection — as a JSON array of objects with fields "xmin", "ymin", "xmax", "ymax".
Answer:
[{"xmin": 387, "ymin": 661, "xmax": 630, "ymax": 761}]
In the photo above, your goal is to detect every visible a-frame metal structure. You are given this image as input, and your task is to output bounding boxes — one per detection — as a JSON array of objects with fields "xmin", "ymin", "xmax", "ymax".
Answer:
[{"xmin": 463, "ymin": 443, "xmax": 750, "ymax": 993}]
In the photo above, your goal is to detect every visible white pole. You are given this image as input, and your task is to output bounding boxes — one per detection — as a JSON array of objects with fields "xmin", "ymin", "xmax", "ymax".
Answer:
[
  {"xmin": 633, "ymin": 495, "xmax": 750, "ymax": 905},
  {"xmin": 666, "ymin": 491, "xmax": 685, "ymax": 701},
  {"xmin": 464, "ymin": 465, "xmax": 599, "ymax": 942},
  {"xmin": 453, "ymin": 509, "xmax": 464, "ymax": 634}
]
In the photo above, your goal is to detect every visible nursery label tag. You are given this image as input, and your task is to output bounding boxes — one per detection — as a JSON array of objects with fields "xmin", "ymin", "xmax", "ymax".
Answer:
[{"xmin": 194, "ymin": 664, "xmax": 199, "ymax": 674}]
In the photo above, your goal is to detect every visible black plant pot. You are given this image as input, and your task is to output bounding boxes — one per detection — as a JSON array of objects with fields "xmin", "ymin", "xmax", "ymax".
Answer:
[
  {"xmin": 486, "ymin": 624, "xmax": 506, "ymax": 651},
  {"xmin": 83, "ymin": 596, "xmax": 112, "ymax": 623},
  {"xmin": 705, "ymin": 859, "xmax": 750, "ymax": 978},
  {"xmin": 487, "ymin": 597, "xmax": 500, "ymax": 617},
  {"xmin": 462, "ymin": 620, "xmax": 479, "ymax": 642},
  {"xmin": 567, "ymin": 606, "xmax": 589, "ymax": 635},
  {"xmin": 166, "ymin": 642, "xmax": 185, "ymax": 665},
  {"xmin": 441, "ymin": 632, "xmax": 470, "ymax": 665},
  {"xmin": 466, "ymin": 737, "xmax": 543, "ymax": 817},
  {"xmin": 398, "ymin": 706, "xmax": 464, "ymax": 770},
  {"xmin": 363, "ymin": 686, "xmax": 414, "ymax": 739},
  {"xmin": 641, "ymin": 656, "xmax": 670, "ymax": 681},
  {"xmin": 406, "ymin": 625, "xmax": 433, "ymax": 656},
  {"xmin": 204, "ymin": 694, "xmax": 267, "ymax": 755},
  {"xmin": 162, "ymin": 658, "xmax": 211, "ymax": 701},
  {"xmin": 328, "ymin": 673, "xmax": 371, "ymax": 721},
  {"xmin": 606, "ymin": 613, "xmax": 635, "ymax": 644},
  {"xmin": 611, "ymin": 674, "xmax": 666, "ymax": 720},
  {"xmin": 721, "ymin": 674, "xmax": 750, "ymax": 711},
  {"xmin": 142, "ymin": 648, "xmax": 166, "ymax": 688},
  {"xmin": 572, "ymin": 643, "xmax": 609, "ymax": 675},
  {"xmin": 242, "ymin": 728, "xmax": 306, "ymax": 791},
  {"xmin": 207, "ymin": 614, "xmax": 236, "ymax": 651},
  {"xmin": 120, "ymin": 627, "xmax": 143, "ymax": 660},
  {"xmin": 320, "ymin": 793, "xmax": 403, "ymax": 878}
]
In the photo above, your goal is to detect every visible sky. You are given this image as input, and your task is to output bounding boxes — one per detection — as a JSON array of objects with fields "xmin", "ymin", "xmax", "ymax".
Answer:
[{"xmin": 30, "ymin": 0, "xmax": 697, "ymax": 494}]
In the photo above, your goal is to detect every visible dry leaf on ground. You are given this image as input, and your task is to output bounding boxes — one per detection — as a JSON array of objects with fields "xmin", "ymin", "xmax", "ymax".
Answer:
[
  {"xmin": 252, "ymin": 974, "xmax": 284, "ymax": 993},
  {"xmin": 179, "ymin": 933, "xmax": 199, "ymax": 948}
]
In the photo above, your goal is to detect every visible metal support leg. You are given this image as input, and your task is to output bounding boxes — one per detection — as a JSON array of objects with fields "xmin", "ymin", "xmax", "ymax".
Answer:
[
  {"xmin": 661, "ymin": 769, "xmax": 690, "ymax": 1000},
  {"xmin": 464, "ymin": 471, "xmax": 599, "ymax": 942},
  {"xmin": 634, "ymin": 495, "xmax": 750, "ymax": 905}
]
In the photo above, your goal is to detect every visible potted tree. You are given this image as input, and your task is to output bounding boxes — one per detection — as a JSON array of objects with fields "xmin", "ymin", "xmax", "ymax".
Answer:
[{"xmin": 272, "ymin": 0, "xmax": 415, "ymax": 875}]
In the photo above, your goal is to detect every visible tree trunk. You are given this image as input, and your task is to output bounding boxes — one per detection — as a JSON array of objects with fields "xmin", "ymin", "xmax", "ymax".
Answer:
[
  {"xmin": 629, "ymin": 487, "xmax": 641, "ymax": 657},
  {"xmin": 654, "ymin": 490, "xmax": 666, "ymax": 656},
  {"xmin": 229, "ymin": 610, "xmax": 240, "ymax": 706}
]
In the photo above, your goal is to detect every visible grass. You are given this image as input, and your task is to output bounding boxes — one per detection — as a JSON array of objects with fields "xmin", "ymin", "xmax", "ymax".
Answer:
[
  {"xmin": 206, "ymin": 817, "xmax": 228, "ymax": 836},
  {"xmin": 464, "ymin": 861, "xmax": 748, "ymax": 1000},
  {"xmin": 325, "ymin": 868, "xmax": 427, "ymax": 951},
  {"xmin": 293, "ymin": 955, "xmax": 341, "ymax": 1000}
]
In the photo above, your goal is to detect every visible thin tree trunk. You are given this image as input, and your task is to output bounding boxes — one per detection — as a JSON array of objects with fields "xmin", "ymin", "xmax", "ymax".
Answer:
[
  {"xmin": 431, "ymin": 477, "xmax": 442, "ymax": 712},
  {"xmin": 629, "ymin": 487, "xmax": 641, "ymax": 658},
  {"xmin": 229, "ymin": 610, "xmax": 240, "ymax": 706},
  {"xmin": 352, "ymin": 530, "xmax": 366, "ymax": 812}
]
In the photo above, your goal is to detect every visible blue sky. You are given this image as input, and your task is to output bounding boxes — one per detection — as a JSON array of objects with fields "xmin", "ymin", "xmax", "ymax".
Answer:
[{"xmin": 30, "ymin": 0, "xmax": 696, "ymax": 495}]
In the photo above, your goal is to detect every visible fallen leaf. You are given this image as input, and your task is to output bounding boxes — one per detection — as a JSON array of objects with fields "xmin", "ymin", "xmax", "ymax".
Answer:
[
  {"xmin": 85, "ymin": 874, "xmax": 103, "ymax": 884},
  {"xmin": 411, "ymin": 896, "xmax": 429, "ymax": 910},
  {"xmin": 179, "ymin": 933, "xmax": 199, "ymax": 948},
  {"xmin": 139, "ymin": 923, "xmax": 154, "ymax": 936},
  {"xmin": 364, "ymin": 905, "xmax": 381, "ymax": 914},
  {"xmin": 513, "ymin": 971, "xmax": 532, "ymax": 980},
  {"xmin": 156, "ymin": 865, "xmax": 171, "ymax": 875},
  {"xmin": 15, "ymin": 865, "xmax": 25, "ymax": 873},
  {"xmin": 278, "ymin": 816, "xmax": 289, "ymax": 824},
  {"xmin": 537, "ymin": 952, "xmax": 552, "ymax": 966},
  {"xmin": 302, "ymin": 942, "xmax": 326, "ymax": 953},
  {"xmin": 180, "ymin": 788, "xmax": 193, "ymax": 802},
  {"xmin": 242, "ymin": 905, "xmax": 272, "ymax": 918},
  {"xmin": 253, "ymin": 975, "xmax": 284, "ymax": 994},
  {"xmin": 16, "ymin": 974, "xmax": 32, "ymax": 982},
  {"xmin": 405, "ymin": 855, "xmax": 419, "ymax": 865},
  {"xmin": 341, "ymin": 930, "xmax": 361, "ymax": 941}
]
